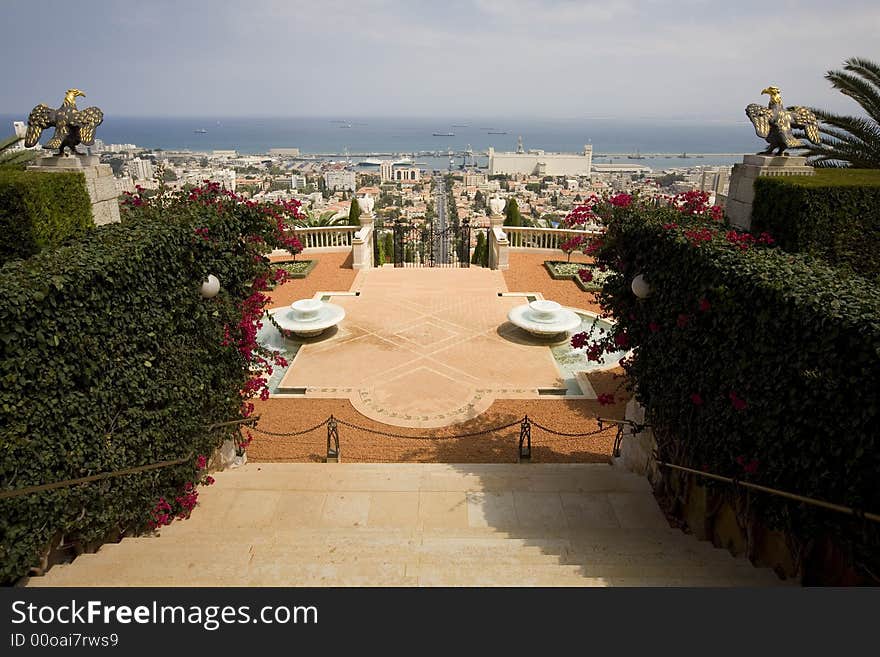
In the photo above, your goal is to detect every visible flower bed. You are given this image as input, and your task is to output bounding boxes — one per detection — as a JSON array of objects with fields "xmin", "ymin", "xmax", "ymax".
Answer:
[
  {"xmin": 272, "ymin": 259, "xmax": 316, "ymax": 279},
  {"xmin": 543, "ymin": 260, "xmax": 610, "ymax": 292}
]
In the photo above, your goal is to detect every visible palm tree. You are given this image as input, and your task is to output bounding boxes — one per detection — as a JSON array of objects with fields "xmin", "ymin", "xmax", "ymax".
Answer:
[
  {"xmin": 297, "ymin": 210, "xmax": 357, "ymax": 227},
  {"xmin": 799, "ymin": 57, "xmax": 880, "ymax": 168},
  {"xmin": 0, "ymin": 134, "xmax": 38, "ymax": 169}
]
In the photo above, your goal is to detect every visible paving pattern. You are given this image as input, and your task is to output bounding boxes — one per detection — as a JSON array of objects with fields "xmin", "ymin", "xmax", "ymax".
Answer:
[{"xmin": 279, "ymin": 267, "xmax": 594, "ymax": 427}]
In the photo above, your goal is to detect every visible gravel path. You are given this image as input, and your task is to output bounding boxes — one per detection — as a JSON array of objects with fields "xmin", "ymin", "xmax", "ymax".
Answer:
[{"xmin": 250, "ymin": 250, "xmax": 631, "ymax": 464}]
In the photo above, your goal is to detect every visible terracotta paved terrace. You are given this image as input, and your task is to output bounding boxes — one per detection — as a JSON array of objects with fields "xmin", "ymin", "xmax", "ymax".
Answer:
[{"xmin": 274, "ymin": 266, "xmax": 602, "ymax": 428}]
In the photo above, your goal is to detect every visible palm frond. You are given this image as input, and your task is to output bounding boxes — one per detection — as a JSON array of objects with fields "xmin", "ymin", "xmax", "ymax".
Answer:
[{"xmin": 807, "ymin": 56, "xmax": 880, "ymax": 168}]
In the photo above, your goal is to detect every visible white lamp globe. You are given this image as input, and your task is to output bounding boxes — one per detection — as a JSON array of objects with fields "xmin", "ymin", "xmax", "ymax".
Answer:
[
  {"xmin": 631, "ymin": 274, "xmax": 652, "ymax": 299},
  {"xmin": 201, "ymin": 274, "xmax": 221, "ymax": 298}
]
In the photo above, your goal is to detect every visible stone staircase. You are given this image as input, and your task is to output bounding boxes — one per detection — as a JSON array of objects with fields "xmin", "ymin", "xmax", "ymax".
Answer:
[{"xmin": 23, "ymin": 463, "xmax": 787, "ymax": 587}]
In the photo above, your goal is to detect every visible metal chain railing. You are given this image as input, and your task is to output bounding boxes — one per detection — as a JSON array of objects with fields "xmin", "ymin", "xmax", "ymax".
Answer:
[{"xmin": 247, "ymin": 418, "xmax": 330, "ymax": 437}]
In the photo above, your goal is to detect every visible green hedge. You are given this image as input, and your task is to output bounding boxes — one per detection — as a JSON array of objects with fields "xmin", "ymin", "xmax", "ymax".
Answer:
[
  {"xmin": 0, "ymin": 170, "xmax": 93, "ymax": 265},
  {"xmin": 591, "ymin": 203, "xmax": 880, "ymax": 572},
  {"xmin": 0, "ymin": 186, "xmax": 284, "ymax": 584},
  {"xmin": 751, "ymin": 169, "xmax": 880, "ymax": 278}
]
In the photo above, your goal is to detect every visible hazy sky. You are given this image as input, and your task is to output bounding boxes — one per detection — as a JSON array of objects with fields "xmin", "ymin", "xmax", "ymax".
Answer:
[{"xmin": 2, "ymin": 0, "xmax": 878, "ymax": 120}]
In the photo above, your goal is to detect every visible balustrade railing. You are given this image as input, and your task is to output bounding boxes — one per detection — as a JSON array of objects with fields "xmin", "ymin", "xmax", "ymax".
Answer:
[
  {"xmin": 293, "ymin": 225, "xmax": 359, "ymax": 249},
  {"xmin": 503, "ymin": 226, "xmax": 602, "ymax": 250}
]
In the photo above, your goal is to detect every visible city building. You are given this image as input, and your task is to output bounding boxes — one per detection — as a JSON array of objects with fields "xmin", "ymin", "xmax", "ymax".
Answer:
[
  {"xmin": 700, "ymin": 168, "xmax": 730, "ymax": 195},
  {"xmin": 393, "ymin": 167, "xmax": 421, "ymax": 182},
  {"xmin": 269, "ymin": 148, "xmax": 300, "ymax": 157},
  {"xmin": 127, "ymin": 158, "xmax": 154, "ymax": 181},
  {"xmin": 324, "ymin": 170, "xmax": 357, "ymax": 191},
  {"xmin": 291, "ymin": 174, "xmax": 307, "ymax": 190},
  {"xmin": 488, "ymin": 139, "xmax": 593, "ymax": 177},
  {"xmin": 379, "ymin": 161, "xmax": 394, "ymax": 182},
  {"xmin": 464, "ymin": 170, "xmax": 488, "ymax": 187}
]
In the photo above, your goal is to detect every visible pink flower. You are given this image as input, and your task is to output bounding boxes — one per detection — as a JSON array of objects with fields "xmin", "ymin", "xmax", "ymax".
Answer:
[
  {"xmin": 698, "ymin": 298, "xmax": 711, "ymax": 312},
  {"xmin": 676, "ymin": 313, "xmax": 691, "ymax": 328},
  {"xmin": 613, "ymin": 332, "xmax": 629, "ymax": 348},
  {"xmin": 609, "ymin": 192, "xmax": 632, "ymax": 208},
  {"xmin": 578, "ymin": 268, "xmax": 593, "ymax": 283},
  {"xmin": 690, "ymin": 393, "xmax": 704, "ymax": 406},
  {"xmin": 729, "ymin": 391, "xmax": 747, "ymax": 411},
  {"xmin": 196, "ymin": 454, "xmax": 207, "ymax": 470},
  {"xmin": 648, "ymin": 321, "xmax": 660, "ymax": 333}
]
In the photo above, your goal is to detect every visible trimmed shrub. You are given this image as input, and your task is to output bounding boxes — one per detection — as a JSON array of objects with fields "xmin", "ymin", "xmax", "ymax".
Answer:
[
  {"xmin": 0, "ymin": 183, "xmax": 297, "ymax": 584},
  {"xmin": 581, "ymin": 195, "xmax": 880, "ymax": 574},
  {"xmin": 0, "ymin": 170, "xmax": 92, "ymax": 265},
  {"xmin": 751, "ymin": 169, "xmax": 880, "ymax": 278}
]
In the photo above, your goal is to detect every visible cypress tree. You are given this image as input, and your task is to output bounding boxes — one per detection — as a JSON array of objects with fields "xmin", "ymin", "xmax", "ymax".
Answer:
[
  {"xmin": 504, "ymin": 197, "xmax": 523, "ymax": 227},
  {"xmin": 348, "ymin": 196, "xmax": 362, "ymax": 225}
]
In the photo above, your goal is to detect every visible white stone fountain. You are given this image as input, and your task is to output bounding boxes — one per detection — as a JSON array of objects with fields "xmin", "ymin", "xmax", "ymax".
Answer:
[
  {"xmin": 508, "ymin": 299, "xmax": 581, "ymax": 338},
  {"xmin": 272, "ymin": 298, "xmax": 345, "ymax": 338}
]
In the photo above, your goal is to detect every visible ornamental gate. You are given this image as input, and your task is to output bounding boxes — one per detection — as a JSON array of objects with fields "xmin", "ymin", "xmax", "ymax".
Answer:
[{"xmin": 390, "ymin": 219, "xmax": 484, "ymax": 268}]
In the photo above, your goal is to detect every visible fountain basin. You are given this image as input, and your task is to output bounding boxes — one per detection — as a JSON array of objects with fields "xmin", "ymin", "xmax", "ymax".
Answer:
[
  {"xmin": 508, "ymin": 299, "xmax": 582, "ymax": 337},
  {"xmin": 274, "ymin": 298, "xmax": 345, "ymax": 337}
]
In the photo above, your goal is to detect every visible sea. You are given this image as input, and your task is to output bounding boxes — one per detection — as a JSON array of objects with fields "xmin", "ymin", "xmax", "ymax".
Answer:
[{"xmin": 1, "ymin": 115, "xmax": 760, "ymax": 169}]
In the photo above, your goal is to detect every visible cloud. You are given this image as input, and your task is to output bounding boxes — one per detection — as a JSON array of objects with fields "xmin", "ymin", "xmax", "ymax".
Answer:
[{"xmin": 1, "ymin": 0, "xmax": 878, "ymax": 118}]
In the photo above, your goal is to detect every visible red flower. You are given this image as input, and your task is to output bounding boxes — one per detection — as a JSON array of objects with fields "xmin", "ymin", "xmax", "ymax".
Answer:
[
  {"xmin": 648, "ymin": 321, "xmax": 660, "ymax": 333},
  {"xmin": 729, "ymin": 391, "xmax": 747, "ymax": 411},
  {"xmin": 744, "ymin": 459, "xmax": 759, "ymax": 475},
  {"xmin": 196, "ymin": 454, "xmax": 207, "ymax": 470},
  {"xmin": 578, "ymin": 268, "xmax": 593, "ymax": 283},
  {"xmin": 613, "ymin": 332, "xmax": 629, "ymax": 348},
  {"xmin": 690, "ymin": 393, "xmax": 704, "ymax": 406},
  {"xmin": 698, "ymin": 297, "xmax": 711, "ymax": 312},
  {"xmin": 204, "ymin": 475, "xmax": 215, "ymax": 486},
  {"xmin": 597, "ymin": 393, "xmax": 615, "ymax": 405},
  {"xmin": 676, "ymin": 313, "xmax": 690, "ymax": 328},
  {"xmin": 609, "ymin": 192, "xmax": 632, "ymax": 208}
]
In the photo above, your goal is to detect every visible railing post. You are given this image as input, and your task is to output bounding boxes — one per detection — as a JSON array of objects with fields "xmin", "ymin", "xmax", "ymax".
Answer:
[
  {"xmin": 518, "ymin": 415, "xmax": 532, "ymax": 462},
  {"xmin": 326, "ymin": 415, "xmax": 340, "ymax": 463}
]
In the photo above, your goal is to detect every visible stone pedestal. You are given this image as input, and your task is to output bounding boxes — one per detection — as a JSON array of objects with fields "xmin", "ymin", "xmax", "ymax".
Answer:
[
  {"xmin": 488, "ymin": 213, "xmax": 509, "ymax": 270},
  {"xmin": 28, "ymin": 155, "xmax": 121, "ymax": 226},
  {"xmin": 725, "ymin": 154, "xmax": 813, "ymax": 230}
]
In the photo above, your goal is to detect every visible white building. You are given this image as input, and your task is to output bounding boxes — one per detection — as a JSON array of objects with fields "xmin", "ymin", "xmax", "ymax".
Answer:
[
  {"xmin": 212, "ymin": 168, "xmax": 236, "ymax": 192},
  {"xmin": 324, "ymin": 170, "xmax": 356, "ymax": 191},
  {"xmin": 269, "ymin": 148, "xmax": 300, "ymax": 157},
  {"xmin": 291, "ymin": 174, "xmax": 307, "ymax": 190},
  {"xmin": 488, "ymin": 141, "xmax": 593, "ymax": 177},
  {"xmin": 464, "ymin": 170, "xmax": 488, "ymax": 187},
  {"xmin": 128, "ymin": 158, "xmax": 155, "ymax": 181},
  {"xmin": 379, "ymin": 161, "xmax": 394, "ymax": 182},
  {"xmin": 393, "ymin": 167, "xmax": 420, "ymax": 182}
]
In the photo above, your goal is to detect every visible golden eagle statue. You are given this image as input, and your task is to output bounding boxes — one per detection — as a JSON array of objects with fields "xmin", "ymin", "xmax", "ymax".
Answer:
[
  {"xmin": 745, "ymin": 86, "xmax": 820, "ymax": 156},
  {"xmin": 24, "ymin": 88, "xmax": 104, "ymax": 156}
]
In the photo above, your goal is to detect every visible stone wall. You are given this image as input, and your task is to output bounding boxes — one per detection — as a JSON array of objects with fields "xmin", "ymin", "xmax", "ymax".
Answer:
[
  {"xmin": 28, "ymin": 155, "xmax": 121, "ymax": 226},
  {"xmin": 725, "ymin": 154, "xmax": 813, "ymax": 230}
]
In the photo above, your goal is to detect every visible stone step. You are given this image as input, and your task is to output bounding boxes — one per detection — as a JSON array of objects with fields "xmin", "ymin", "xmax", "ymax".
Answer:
[
  {"xmin": 103, "ymin": 530, "xmax": 726, "ymax": 561},
  {"xmin": 31, "ymin": 555, "xmax": 779, "ymax": 588},
  {"xmin": 69, "ymin": 540, "xmax": 742, "ymax": 570}
]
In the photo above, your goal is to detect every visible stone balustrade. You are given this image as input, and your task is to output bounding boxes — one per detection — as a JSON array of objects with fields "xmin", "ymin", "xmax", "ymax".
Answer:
[
  {"xmin": 292, "ymin": 225, "xmax": 360, "ymax": 250},
  {"xmin": 503, "ymin": 226, "xmax": 602, "ymax": 251}
]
